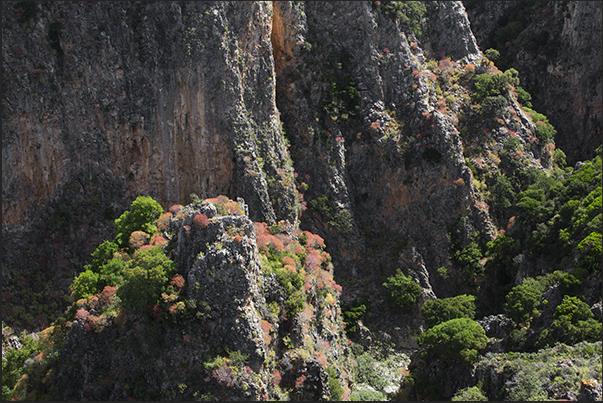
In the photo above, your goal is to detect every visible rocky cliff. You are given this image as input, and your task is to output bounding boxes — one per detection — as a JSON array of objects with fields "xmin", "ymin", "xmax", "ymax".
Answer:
[
  {"xmin": 465, "ymin": 0, "xmax": 602, "ymax": 165},
  {"xmin": 3, "ymin": 1, "xmax": 299, "ymax": 329},
  {"xmin": 2, "ymin": 1, "xmax": 601, "ymax": 401},
  {"xmin": 1, "ymin": 0, "xmax": 558, "ymax": 347}
]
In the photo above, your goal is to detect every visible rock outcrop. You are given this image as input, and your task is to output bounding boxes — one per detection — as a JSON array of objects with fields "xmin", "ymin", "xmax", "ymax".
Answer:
[{"xmin": 51, "ymin": 197, "xmax": 352, "ymax": 401}]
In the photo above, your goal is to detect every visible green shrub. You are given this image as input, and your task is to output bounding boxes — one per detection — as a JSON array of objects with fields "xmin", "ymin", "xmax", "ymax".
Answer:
[
  {"xmin": 342, "ymin": 298, "xmax": 369, "ymax": 334},
  {"xmin": 504, "ymin": 281, "xmax": 542, "ymax": 325},
  {"xmin": 451, "ymin": 386, "xmax": 488, "ymax": 401},
  {"xmin": 70, "ymin": 269, "xmax": 100, "ymax": 301},
  {"xmin": 97, "ymin": 257, "xmax": 125, "ymax": 290},
  {"xmin": 328, "ymin": 209, "xmax": 353, "ymax": 233},
  {"xmin": 483, "ymin": 48, "xmax": 500, "ymax": 62},
  {"xmin": 89, "ymin": 241, "xmax": 119, "ymax": 271},
  {"xmin": 310, "ymin": 195, "xmax": 332, "ymax": 217},
  {"xmin": 2, "ymin": 334, "xmax": 40, "ymax": 400},
  {"xmin": 421, "ymin": 294, "xmax": 476, "ymax": 328},
  {"xmin": 381, "ymin": 1, "xmax": 426, "ymax": 36},
  {"xmin": 354, "ymin": 353, "xmax": 386, "ymax": 391},
  {"xmin": 452, "ymin": 242, "xmax": 484, "ymax": 283},
  {"xmin": 472, "ymin": 70, "xmax": 518, "ymax": 103},
  {"xmin": 417, "ymin": 318, "xmax": 487, "ymax": 365},
  {"xmin": 482, "ymin": 94, "xmax": 508, "ymax": 116},
  {"xmin": 382, "ymin": 269, "xmax": 421, "ymax": 310},
  {"xmin": 117, "ymin": 246, "xmax": 175, "ymax": 312},
  {"xmin": 350, "ymin": 388, "xmax": 386, "ymax": 401},
  {"xmin": 491, "ymin": 174, "xmax": 515, "ymax": 218},
  {"xmin": 326, "ymin": 366, "xmax": 343, "ymax": 401},
  {"xmin": 522, "ymin": 106, "xmax": 556, "ymax": 143},
  {"xmin": 576, "ymin": 231, "xmax": 602, "ymax": 273},
  {"xmin": 114, "ymin": 195, "xmax": 164, "ymax": 248},
  {"xmin": 538, "ymin": 295, "xmax": 602, "ymax": 347},
  {"xmin": 515, "ymin": 86, "xmax": 532, "ymax": 107}
]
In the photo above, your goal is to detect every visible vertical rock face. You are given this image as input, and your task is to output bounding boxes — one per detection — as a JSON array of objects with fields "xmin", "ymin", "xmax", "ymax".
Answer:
[
  {"xmin": 465, "ymin": 1, "xmax": 602, "ymax": 165},
  {"xmin": 270, "ymin": 1, "xmax": 500, "ymax": 342},
  {"xmin": 3, "ymin": 0, "xmax": 594, "ymax": 355},
  {"xmin": 2, "ymin": 1, "xmax": 297, "ymax": 226},
  {"xmin": 2, "ymin": 1, "xmax": 299, "ymax": 327}
]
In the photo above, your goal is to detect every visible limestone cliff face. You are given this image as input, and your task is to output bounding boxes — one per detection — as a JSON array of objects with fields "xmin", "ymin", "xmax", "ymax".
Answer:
[
  {"xmin": 2, "ymin": 1, "xmax": 298, "ymax": 328},
  {"xmin": 465, "ymin": 1, "xmax": 602, "ymax": 165},
  {"xmin": 2, "ymin": 1, "xmax": 297, "ymax": 226},
  {"xmin": 270, "ymin": 0, "xmax": 548, "ymax": 347},
  {"xmin": 1, "ymin": 0, "xmax": 572, "ymax": 344}
]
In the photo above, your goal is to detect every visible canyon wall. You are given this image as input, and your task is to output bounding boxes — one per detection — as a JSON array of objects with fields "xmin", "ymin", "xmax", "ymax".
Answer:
[{"xmin": 465, "ymin": 0, "xmax": 602, "ymax": 165}]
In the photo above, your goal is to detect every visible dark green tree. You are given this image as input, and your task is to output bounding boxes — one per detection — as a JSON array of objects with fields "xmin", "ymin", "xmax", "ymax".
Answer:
[
  {"xmin": 383, "ymin": 269, "xmax": 421, "ymax": 310},
  {"xmin": 504, "ymin": 281, "xmax": 542, "ymax": 325},
  {"xmin": 417, "ymin": 318, "xmax": 487, "ymax": 365},
  {"xmin": 537, "ymin": 295, "xmax": 602, "ymax": 347},
  {"xmin": 421, "ymin": 294, "xmax": 476, "ymax": 328},
  {"xmin": 117, "ymin": 246, "xmax": 175, "ymax": 312},
  {"xmin": 114, "ymin": 195, "xmax": 164, "ymax": 248}
]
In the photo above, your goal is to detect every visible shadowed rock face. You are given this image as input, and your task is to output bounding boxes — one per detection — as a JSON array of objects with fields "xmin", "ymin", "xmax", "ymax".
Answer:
[
  {"xmin": 465, "ymin": 1, "xmax": 602, "ymax": 165},
  {"xmin": 3, "ymin": 1, "xmax": 297, "ymax": 226},
  {"xmin": 2, "ymin": 2, "xmax": 298, "ymax": 327}
]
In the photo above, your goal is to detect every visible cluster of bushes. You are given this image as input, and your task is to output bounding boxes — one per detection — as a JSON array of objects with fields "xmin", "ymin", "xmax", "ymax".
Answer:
[
  {"xmin": 70, "ymin": 196, "xmax": 178, "ymax": 315},
  {"xmin": 254, "ymin": 222, "xmax": 342, "ymax": 322},
  {"xmin": 379, "ymin": 1, "xmax": 426, "ymax": 37},
  {"xmin": 481, "ymin": 147, "xmax": 601, "ymax": 316},
  {"xmin": 457, "ymin": 341, "xmax": 602, "ymax": 400}
]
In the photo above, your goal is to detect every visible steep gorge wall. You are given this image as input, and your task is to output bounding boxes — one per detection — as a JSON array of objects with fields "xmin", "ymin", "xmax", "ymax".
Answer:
[
  {"xmin": 3, "ymin": 1, "xmax": 296, "ymax": 226},
  {"xmin": 465, "ymin": 0, "xmax": 602, "ymax": 165},
  {"xmin": 270, "ymin": 1, "xmax": 502, "ymax": 347},
  {"xmin": 3, "ymin": 1, "xmax": 558, "ymax": 342},
  {"xmin": 2, "ymin": 1, "xmax": 299, "ymax": 329}
]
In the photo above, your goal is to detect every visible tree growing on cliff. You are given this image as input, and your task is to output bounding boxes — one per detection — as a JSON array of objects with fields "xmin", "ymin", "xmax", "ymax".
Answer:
[
  {"xmin": 421, "ymin": 294, "xmax": 476, "ymax": 328},
  {"xmin": 382, "ymin": 269, "xmax": 421, "ymax": 310},
  {"xmin": 417, "ymin": 318, "xmax": 487, "ymax": 365},
  {"xmin": 504, "ymin": 280, "xmax": 542, "ymax": 326},
  {"xmin": 117, "ymin": 246, "xmax": 175, "ymax": 312},
  {"xmin": 114, "ymin": 196, "xmax": 164, "ymax": 248}
]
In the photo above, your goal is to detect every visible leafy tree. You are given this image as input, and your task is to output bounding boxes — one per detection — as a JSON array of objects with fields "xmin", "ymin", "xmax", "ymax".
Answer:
[
  {"xmin": 417, "ymin": 318, "xmax": 487, "ymax": 365},
  {"xmin": 383, "ymin": 269, "xmax": 421, "ymax": 310},
  {"xmin": 537, "ymin": 295, "xmax": 602, "ymax": 347},
  {"xmin": 451, "ymin": 386, "xmax": 488, "ymax": 401},
  {"xmin": 117, "ymin": 246, "xmax": 175, "ymax": 312},
  {"xmin": 89, "ymin": 241, "xmax": 119, "ymax": 272},
  {"xmin": 452, "ymin": 242, "xmax": 484, "ymax": 283},
  {"xmin": 421, "ymin": 294, "xmax": 476, "ymax": 328},
  {"xmin": 114, "ymin": 195, "xmax": 164, "ymax": 248},
  {"xmin": 491, "ymin": 173, "xmax": 515, "ymax": 220},
  {"xmin": 97, "ymin": 257, "xmax": 125, "ymax": 290},
  {"xmin": 504, "ymin": 281, "xmax": 542, "ymax": 325},
  {"xmin": 342, "ymin": 297, "xmax": 369, "ymax": 334},
  {"xmin": 576, "ymin": 231, "xmax": 602, "ymax": 273},
  {"xmin": 70, "ymin": 269, "xmax": 100, "ymax": 301}
]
